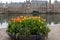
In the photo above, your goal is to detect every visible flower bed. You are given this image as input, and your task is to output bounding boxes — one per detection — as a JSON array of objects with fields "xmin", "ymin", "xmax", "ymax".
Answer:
[{"xmin": 6, "ymin": 16, "xmax": 50, "ymax": 40}]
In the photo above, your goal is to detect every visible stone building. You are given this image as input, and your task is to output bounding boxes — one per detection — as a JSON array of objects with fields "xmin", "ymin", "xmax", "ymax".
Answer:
[
  {"xmin": 53, "ymin": 0, "xmax": 60, "ymax": 13},
  {"xmin": 0, "ymin": 0, "xmax": 60, "ymax": 13},
  {"xmin": 6, "ymin": 2, "xmax": 23, "ymax": 13},
  {"xmin": 22, "ymin": 0, "xmax": 48, "ymax": 13}
]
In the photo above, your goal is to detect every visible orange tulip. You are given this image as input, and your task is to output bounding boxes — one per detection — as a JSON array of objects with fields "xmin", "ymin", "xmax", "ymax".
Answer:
[
  {"xmin": 17, "ymin": 16, "xmax": 20, "ymax": 19},
  {"xmin": 15, "ymin": 18, "xmax": 20, "ymax": 22}
]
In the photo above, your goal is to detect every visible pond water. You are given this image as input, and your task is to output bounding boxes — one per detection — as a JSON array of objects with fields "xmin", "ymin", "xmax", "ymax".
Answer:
[
  {"xmin": 0, "ymin": 13, "xmax": 60, "ymax": 28},
  {"xmin": 0, "ymin": 21, "xmax": 8, "ymax": 28},
  {"xmin": 0, "ymin": 21, "xmax": 60, "ymax": 28}
]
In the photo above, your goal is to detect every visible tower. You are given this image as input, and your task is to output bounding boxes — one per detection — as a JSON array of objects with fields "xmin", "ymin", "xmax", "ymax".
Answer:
[
  {"xmin": 25, "ymin": 0, "xmax": 31, "ymax": 13},
  {"xmin": 26, "ymin": 0, "xmax": 30, "ymax": 3},
  {"xmin": 49, "ymin": 0, "xmax": 51, "ymax": 5},
  {"xmin": 48, "ymin": 0, "xmax": 52, "ymax": 12},
  {"xmin": 26, "ymin": 0, "xmax": 30, "ymax": 2}
]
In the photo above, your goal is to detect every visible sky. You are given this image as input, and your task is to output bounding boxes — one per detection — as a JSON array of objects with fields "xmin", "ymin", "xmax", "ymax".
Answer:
[{"xmin": 0, "ymin": 0, "xmax": 60, "ymax": 3}]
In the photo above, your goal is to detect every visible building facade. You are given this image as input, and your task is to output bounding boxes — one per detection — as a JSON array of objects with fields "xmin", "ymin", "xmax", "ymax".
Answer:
[{"xmin": 0, "ymin": 0, "xmax": 60, "ymax": 13}]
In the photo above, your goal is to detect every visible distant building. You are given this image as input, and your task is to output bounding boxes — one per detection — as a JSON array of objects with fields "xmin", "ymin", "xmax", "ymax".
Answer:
[
  {"xmin": 6, "ymin": 2, "xmax": 24, "ymax": 13},
  {"xmin": 0, "ymin": 0, "xmax": 60, "ymax": 13},
  {"xmin": 53, "ymin": 0, "xmax": 60, "ymax": 13},
  {"xmin": 0, "ymin": 3, "xmax": 6, "ymax": 13}
]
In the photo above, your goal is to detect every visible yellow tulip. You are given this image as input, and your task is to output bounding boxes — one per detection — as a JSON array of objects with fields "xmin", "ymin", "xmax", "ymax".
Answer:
[
  {"xmin": 39, "ymin": 20, "xmax": 40, "ymax": 22},
  {"xmin": 27, "ymin": 17, "xmax": 31, "ymax": 19},
  {"xmin": 42, "ymin": 18, "xmax": 46, "ymax": 22},
  {"xmin": 40, "ymin": 26, "xmax": 42, "ymax": 30},
  {"xmin": 38, "ymin": 16, "xmax": 40, "ymax": 19},
  {"xmin": 23, "ymin": 16, "xmax": 27, "ymax": 20},
  {"xmin": 32, "ymin": 16, "xmax": 37, "ymax": 19},
  {"xmin": 44, "ymin": 19, "xmax": 46, "ymax": 21},
  {"xmin": 20, "ymin": 20, "xmax": 22, "ymax": 22}
]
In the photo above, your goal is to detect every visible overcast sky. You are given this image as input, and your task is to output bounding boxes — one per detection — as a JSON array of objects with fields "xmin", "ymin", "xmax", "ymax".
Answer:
[{"xmin": 0, "ymin": 0, "xmax": 60, "ymax": 3}]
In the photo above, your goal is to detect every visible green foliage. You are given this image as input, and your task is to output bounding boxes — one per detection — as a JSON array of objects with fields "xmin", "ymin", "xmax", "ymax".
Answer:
[{"xmin": 6, "ymin": 16, "xmax": 50, "ymax": 37}]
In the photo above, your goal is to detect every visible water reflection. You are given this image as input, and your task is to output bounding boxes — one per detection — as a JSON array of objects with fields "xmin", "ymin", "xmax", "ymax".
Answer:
[
  {"xmin": 0, "ymin": 21, "xmax": 60, "ymax": 28},
  {"xmin": 0, "ymin": 21, "xmax": 8, "ymax": 28}
]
